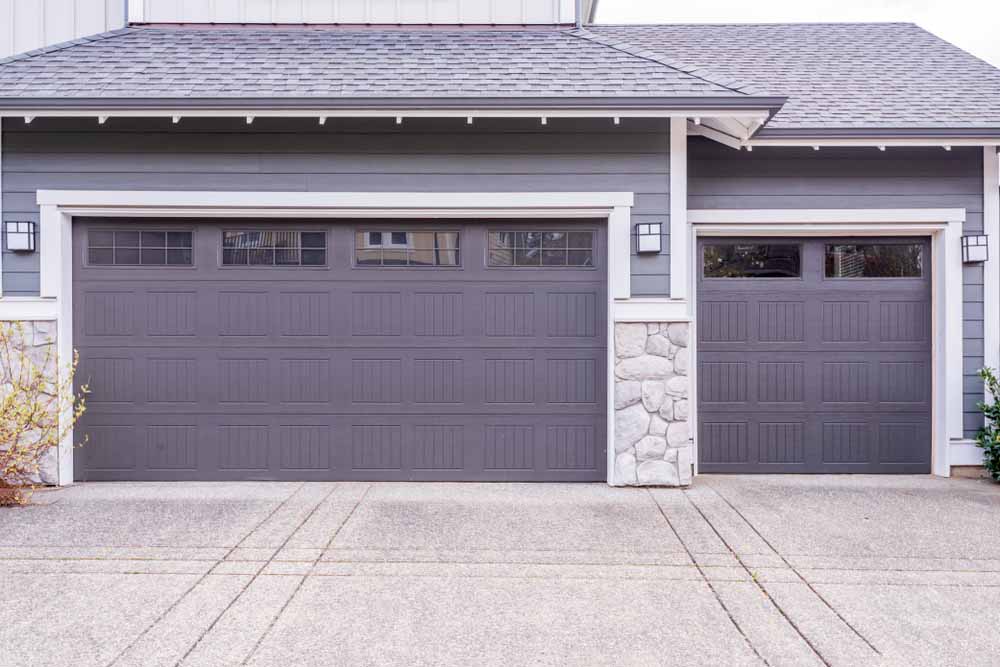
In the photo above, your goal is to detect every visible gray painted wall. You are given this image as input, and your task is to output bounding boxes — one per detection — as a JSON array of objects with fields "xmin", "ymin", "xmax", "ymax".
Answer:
[
  {"xmin": 0, "ymin": 117, "xmax": 671, "ymax": 297},
  {"xmin": 689, "ymin": 138, "xmax": 985, "ymax": 437}
]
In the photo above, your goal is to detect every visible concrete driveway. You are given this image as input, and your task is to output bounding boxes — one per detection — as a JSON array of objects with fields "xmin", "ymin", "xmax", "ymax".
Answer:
[{"xmin": 1, "ymin": 476, "xmax": 999, "ymax": 667}]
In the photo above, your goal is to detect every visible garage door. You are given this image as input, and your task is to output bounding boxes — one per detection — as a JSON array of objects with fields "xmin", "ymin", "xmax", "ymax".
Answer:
[
  {"xmin": 697, "ymin": 237, "xmax": 931, "ymax": 473},
  {"xmin": 73, "ymin": 219, "xmax": 607, "ymax": 481}
]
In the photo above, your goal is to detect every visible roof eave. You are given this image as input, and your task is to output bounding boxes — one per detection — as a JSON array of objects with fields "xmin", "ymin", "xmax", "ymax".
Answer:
[
  {"xmin": 754, "ymin": 126, "xmax": 1000, "ymax": 141},
  {"xmin": 0, "ymin": 96, "xmax": 788, "ymax": 115}
]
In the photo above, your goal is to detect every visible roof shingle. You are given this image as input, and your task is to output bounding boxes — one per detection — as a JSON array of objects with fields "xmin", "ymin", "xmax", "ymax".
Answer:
[{"xmin": 590, "ymin": 23, "xmax": 1000, "ymax": 131}]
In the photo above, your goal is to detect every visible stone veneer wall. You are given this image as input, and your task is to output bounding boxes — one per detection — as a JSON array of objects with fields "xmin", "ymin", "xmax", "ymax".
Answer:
[
  {"xmin": 613, "ymin": 322, "xmax": 692, "ymax": 487},
  {"xmin": 0, "ymin": 321, "xmax": 59, "ymax": 484}
]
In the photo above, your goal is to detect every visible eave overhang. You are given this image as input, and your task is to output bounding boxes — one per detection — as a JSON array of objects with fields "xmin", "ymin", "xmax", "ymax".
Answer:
[
  {"xmin": 745, "ymin": 126, "xmax": 1000, "ymax": 148},
  {"xmin": 0, "ymin": 95, "xmax": 787, "ymax": 118}
]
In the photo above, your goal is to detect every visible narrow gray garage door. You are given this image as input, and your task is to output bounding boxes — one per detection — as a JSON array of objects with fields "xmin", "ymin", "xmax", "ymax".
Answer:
[
  {"xmin": 697, "ymin": 237, "xmax": 931, "ymax": 473},
  {"xmin": 73, "ymin": 220, "xmax": 607, "ymax": 481}
]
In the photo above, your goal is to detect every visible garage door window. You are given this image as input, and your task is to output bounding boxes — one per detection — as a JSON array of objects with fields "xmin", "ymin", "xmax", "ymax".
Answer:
[
  {"xmin": 355, "ymin": 231, "xmax": 460, "ymax": 267},
  {"xmin": 222, "ymin": 231, "xmax": 326, "ymax": 267},
  {"xmin": 825, "ymin": 244, "xmax": 923, "ymax": 278},
  {"xmin": 88, "ymin": 230, "xmax": 193, "ymax": 266},
  {"xmin": 488, "ymin": 231, "xmax": 594, "ymax": 267},
  {"xmin": 703, "ymin": 243, "xmax": 800, "ymax": 278}
]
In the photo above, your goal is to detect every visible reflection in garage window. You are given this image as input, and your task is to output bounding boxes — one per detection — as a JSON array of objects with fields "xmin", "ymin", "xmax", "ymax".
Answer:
[
  {"xmin": 355, "ymin": 231, "xmax": 460, "ymax": 266},
  {"xmin": 703, "ymin": 244, "xmax": 800, "ymax": 278},
  {"xmin": 222, "ymin": 231, "xmax": 327, "ymax": 266},
  {"xmin": 88, "ymin": 230, "xmax": 193, "ymax": 266},
  {"xmin": 488, "ymin": 231, "xmax": 594, "ymax": 267},
  {"xmin": 825, "ymin": 244, "xmax": 923, "ymax": 278}
]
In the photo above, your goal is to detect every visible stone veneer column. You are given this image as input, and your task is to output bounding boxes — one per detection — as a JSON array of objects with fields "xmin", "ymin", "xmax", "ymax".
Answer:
[
  {"xmin": 1, "ymin": 321, "xmax": 59, "ymax": 484},
  {"xmin": 612, "ymin": 322, "xmax": 691, "ymax": 486}
]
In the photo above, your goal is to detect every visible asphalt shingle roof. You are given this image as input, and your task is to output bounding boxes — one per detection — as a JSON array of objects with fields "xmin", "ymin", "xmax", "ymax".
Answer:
[
  {"xmin": 0, "ymin": 27, "xmax": 748, "ymax": 100},
  {"xmin": 590, "ymin": 23, "xmax": 1000, "ymax": 131},
  {"xmin": 0, "ymin": 22, "xmax": 998, "ymax": 134}
]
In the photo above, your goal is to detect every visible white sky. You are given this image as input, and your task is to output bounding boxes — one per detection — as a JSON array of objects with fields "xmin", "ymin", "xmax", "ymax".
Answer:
[{"xmin": 595, "ymin": 0, "xmax": 1000, "ymax": 67}]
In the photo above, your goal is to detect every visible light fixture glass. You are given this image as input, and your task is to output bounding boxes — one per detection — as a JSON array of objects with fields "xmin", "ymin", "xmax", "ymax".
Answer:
[
  {"xmin": 635, "ymin": 223, "xmax": 662, "ymax": 254},
  {"xmin": 961, "ymin": 234, "xmax": 988, "ymax": 263},
  {"xmin": 4, "ymin": 221, "xmax": 36, "ymax": 253}
]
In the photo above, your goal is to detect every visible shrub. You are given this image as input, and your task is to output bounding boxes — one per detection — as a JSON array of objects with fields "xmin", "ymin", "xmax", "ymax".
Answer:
[
  {"xmin": 976, "ymin": 367, "xmax": 1000, "ymax": 482},
  {"xmin": 0, "ymin": 322, "xmax": 88, "ymax": 505}
]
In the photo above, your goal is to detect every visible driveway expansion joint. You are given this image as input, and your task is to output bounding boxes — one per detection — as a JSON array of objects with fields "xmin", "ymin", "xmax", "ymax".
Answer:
[{"xmin": 703, "ymin": 484, "xmax": 882, "ymax": 658}]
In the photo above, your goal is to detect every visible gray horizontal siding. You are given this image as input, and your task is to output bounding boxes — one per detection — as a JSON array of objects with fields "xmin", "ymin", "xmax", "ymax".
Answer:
[
  {"xmin": 689, "ymin": 139, "xmax": 986, "ymax": 438},
  {"xmin": 0, "ymin": 117, "xmax": 672, "ymax": 298}
]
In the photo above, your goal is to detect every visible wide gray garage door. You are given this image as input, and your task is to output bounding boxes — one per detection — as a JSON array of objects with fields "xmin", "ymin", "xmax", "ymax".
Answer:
[
  {"xmin": 73, "ymin": 219, "xmax": 607, "ymax": 481},
  {"xmin": 697, "ymin": 237, "xmax": 931, "ymax": 473}
]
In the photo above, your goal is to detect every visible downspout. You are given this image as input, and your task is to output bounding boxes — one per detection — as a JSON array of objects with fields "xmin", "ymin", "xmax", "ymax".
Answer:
[
  {"xmin": 575, "ymin": 0, "xmax": 583, "ymax": 29},
  {"xmin": 124, "ymin": 0, "xmax": 129, "ymax": 25}
]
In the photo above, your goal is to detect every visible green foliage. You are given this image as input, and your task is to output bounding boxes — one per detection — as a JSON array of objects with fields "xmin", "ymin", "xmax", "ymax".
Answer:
[{"xmin": 976, "ymin": 368, "xmax": 1000, "ymax": 482}]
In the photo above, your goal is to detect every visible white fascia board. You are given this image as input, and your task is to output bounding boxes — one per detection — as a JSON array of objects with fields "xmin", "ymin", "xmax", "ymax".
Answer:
[
  {"xmin": 1, "ymin": 108, "xmax": 774, "ymax": 121},
  {"xmin": 689, "ymin": 209, "xmax": 967, "ymax": 225},
  {"xmin": 748, "ymin": 138, "xmax": 1000, "ymax": 148},
  {"xmin": 37, "ymin": 190, "xmax": 635, "ymax": 210}
]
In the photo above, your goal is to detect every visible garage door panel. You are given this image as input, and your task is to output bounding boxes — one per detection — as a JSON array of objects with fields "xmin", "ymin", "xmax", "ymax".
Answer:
[
  {"xmin": 698, "ymin": 237, "xmax": 931, "ymax": 474},
  {"xmin": 73, "ymin": 219, "xmax": 607, "ymax": 481}
]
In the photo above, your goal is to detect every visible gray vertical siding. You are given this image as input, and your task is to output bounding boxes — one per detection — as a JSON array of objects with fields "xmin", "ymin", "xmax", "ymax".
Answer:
[
  {"xmin": 0, "ymin": 117, "xmax": 671, "ymax": 297},
  {"xmin": 689, "ymin": 138, "xmax": 986, "ymax": 437}
]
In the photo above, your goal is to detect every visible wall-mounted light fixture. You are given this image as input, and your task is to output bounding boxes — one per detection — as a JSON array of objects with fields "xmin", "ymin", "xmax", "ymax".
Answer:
[
  {"xmin": 961, "ymin": 234, "xmax": 989, "ymax": 263},
  {"xmin": 635, "ymin": 223, "xmax": 662, "ymax": 254},
  {"xmin": 4, "ymin": 221, "xmax": 36, "ymax": 253}
]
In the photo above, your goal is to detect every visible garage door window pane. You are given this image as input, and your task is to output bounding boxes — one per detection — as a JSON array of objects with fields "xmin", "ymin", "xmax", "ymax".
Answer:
[
  {"xmin": 88, "ymin": 229, "xmax": 192, "ymax": 266},
  {"xmin": 703, "ymin": 244, "xmax": 801, "ymax": 278},
  {"xmin": 489, "ymin": 231, "xmax": 595, "ymax": 267},
  {"xmin": 222, "ymin": 231, "xmax": 326, "ymax": 267},
  {"xmin": 825, "ymin": 244, "xmax": 923, "ymax": 278},
  {"xmin": 355, "ymin": 231, "xmax": 461, "ymax": 266}
]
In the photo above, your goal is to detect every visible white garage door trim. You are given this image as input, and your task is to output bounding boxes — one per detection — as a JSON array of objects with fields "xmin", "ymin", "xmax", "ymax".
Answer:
[
  {"xmin": 687, "ymin": 208, "xmax": 967, "ymax": 478},
  {"xmin": 34, "ymin": 190, "xmax": 635, "ymax": 486}
]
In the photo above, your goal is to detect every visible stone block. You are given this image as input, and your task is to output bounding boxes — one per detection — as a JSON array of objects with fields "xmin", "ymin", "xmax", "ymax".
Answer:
[
  {"xmin": 614, "ymin": 380, "xmax": 642, "ymax": 410},
  {"xmin": 674, "ymin": 399, "xmax": 689, "ymax": 421},
  {"xmin": 674, "ymin": 347, "xmax": 689, "ymax": 375},
  {"xmin": 614, "ymin": 452, "xmax": 637, "ymax": 486},
  {"xmin": 635, "ymin": 435, "xmax": 667, "ymax": 461},
  {"xmin": 637, "ymin": 459, "xmax": 680, "ymax": 486},
  {"xmin": 645, "ymin": 333, "xmax": 672, "ymax": 358},
  {"xmin": 615, "ymin": 355, "xmax": 673, "ymax": 381},
  {"xmin": 677, "ymin": 447, "xmax": 693, "ymax": 486},
  {"xmin": 649, "ymin": 413, "xmax": 668, "ymax": 437},
  {"xmin": 666, "ymin": 322, "xmax": 689, "ymax": 347},
  {"xmin": 665, "ymin": 375, "xmax": 689, "ymax": 398},
  {"xmin": 667, "ymin": 422, "xmax": 690, "ymax": 448},
  {"xmin": 615, "ymin": 403, "xmax": 649, "ymax": 452},
  {"xmin": 658, "ymin": 399, "xmax": 674, "ymax": 422},
  {"xmin": 32, "ymin": 321, "xmax": 57, "ymax": 347},
  {"xmin": 641, "ymin": 381, "xmax": 666, "ymax": 412},
  {"xmin": 614, "ymin": 323, "xmax": 647, "ymax": 358}
]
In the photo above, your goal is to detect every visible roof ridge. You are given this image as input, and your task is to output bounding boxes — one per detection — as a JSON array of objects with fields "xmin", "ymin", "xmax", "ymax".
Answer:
[
  {"xmin": 567, "ymin": 27, "xmax": 758, "ymax": 96},
  {"xmin": 0, "ymin": 27, "xmax": 135, "ymax": 66}
]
